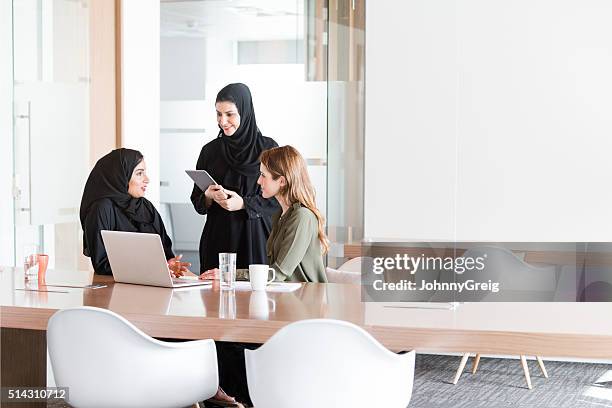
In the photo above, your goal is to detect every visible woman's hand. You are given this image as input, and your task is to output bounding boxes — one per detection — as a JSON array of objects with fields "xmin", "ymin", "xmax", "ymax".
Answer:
[
  {"xmin": 199, "ymin": 268, "xmax": 219, "ymax": 280},
  {"xmin": 218, "ymin": 189, "xmax": 244, "ymax": 211},
  {"xmin": 168, "ymin": 254, "xmax": 192, "ymax": 278},
  {"xmin": 205, "ymin": 185, "xmax": 228, "ymax": 202}
]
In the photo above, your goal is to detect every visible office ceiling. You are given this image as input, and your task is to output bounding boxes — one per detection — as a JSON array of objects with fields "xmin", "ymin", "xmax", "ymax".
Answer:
[{"xmin": 161, "ymin": 0, "xmax": 305, "ymax": 40}]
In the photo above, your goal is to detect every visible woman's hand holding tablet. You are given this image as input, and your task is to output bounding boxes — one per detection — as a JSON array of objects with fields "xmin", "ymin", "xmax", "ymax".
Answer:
[{"xmin": 206, "ymin": 184, "xmax": 229, "ymax": 201}]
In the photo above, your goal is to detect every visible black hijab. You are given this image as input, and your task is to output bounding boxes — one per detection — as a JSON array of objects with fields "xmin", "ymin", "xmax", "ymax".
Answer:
[
  {"xmin": 80, "ymin": 149, "xmax": 160, "ymax": 253},
  {"xmin": 216, "ymin": 83, "xmax": 266, "ymax": 177}
]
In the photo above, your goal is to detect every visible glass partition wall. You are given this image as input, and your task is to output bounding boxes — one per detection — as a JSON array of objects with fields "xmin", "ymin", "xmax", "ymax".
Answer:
[
  {"xmin": 5, "ymin": 0, "xmax": 364, "ymax": 272},
  {"xmin": 10, "ymin": 0, "xmax": 91, "ymax": 271},
  {"xmin": 159, "ymin": 0, "xmax": 365, "ymax": 271},
  {"xmin": 326, "ymin": 0, "xmax": 365, "ymax": 267}
]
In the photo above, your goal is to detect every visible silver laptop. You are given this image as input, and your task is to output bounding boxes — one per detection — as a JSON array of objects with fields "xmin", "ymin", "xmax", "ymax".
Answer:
[{"xmin": 101, "ymin": 230, "xmax": 210, "ymax": 288}]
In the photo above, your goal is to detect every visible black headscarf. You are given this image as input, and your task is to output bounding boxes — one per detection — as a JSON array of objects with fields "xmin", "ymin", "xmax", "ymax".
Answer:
[
  {"xmin": 216, "ymin": 83, "xmax": 266, "ymax": 177},
  {"xmin": 80, "ymin": 149, "xmax": 160, "ymax": 253}
]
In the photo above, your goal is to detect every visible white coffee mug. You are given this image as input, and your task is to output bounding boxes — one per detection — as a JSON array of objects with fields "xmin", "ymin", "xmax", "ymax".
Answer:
[{"xmin": 249, "ymin": 264, "xmax": 276, "ymax": 291}]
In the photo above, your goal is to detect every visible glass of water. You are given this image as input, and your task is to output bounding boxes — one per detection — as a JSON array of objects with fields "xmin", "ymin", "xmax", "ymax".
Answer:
[{"xmin": 219, "ymin": 252, "xmax": 237, "ymax": 290}]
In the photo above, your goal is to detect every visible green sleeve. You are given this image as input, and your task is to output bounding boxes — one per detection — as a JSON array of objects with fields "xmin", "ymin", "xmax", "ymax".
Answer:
[{"xmin": 271, "ymin": 210, "xmax": 315, "ymax": 281}]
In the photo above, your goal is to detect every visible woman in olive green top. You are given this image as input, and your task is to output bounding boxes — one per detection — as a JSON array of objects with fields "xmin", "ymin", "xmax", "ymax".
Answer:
[{"xmin": 258, "ymin": 145, "xmax": 328, "ymax": 282}]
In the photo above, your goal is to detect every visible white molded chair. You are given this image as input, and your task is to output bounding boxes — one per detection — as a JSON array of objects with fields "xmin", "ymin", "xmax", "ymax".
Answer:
[
  {"xmin": 245, "ymin": 319, "xmax": 415, "ymax": 408},
  {"xmin": 325, "ymin": 266, "xmax": 360, "ymax": 284},
  {"xmin": 47, "ymin": 306, "xmax": 218, "ymax": 408},
  {"xmin": 326, "ymin": 256, "xmax": 374, "ymax": 284},
  {"xmin": 338, "ymin": 256, "xmax": 373, "ymax": 273}
]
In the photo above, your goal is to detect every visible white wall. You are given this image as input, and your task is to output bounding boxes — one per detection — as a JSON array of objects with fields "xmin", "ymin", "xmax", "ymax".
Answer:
[
  {"xmin": 365, "ymin": 0, "xmax": 612, "ymax": 241},
  {"xmin": 121, "ymin": 1, "xmax": 160, "ymax": 205},
  {"xmin": 0, "ymin": 0, "xmax": 14, "ymax": 266}
]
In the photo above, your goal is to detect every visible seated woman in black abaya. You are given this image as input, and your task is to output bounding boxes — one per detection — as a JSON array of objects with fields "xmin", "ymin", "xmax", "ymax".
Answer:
[
  {"xmin": 79, "ymin": 148, "xmax": 238, "ymax": 407},
  {"xmin": 79, "ymin": 148, "xmax": 189, "ymax": 276}
]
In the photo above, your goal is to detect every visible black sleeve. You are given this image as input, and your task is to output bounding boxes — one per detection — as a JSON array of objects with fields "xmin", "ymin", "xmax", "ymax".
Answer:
[
  {"xmin": 244, "ymin": 193, "xmax": 281, "ymax": 220},
  {"xmin": 156, "ymin": 211, "xmax": 175, "ymax": 260},
  {"xmin": 243, "ymin": 136, "xmax": 281, "ymax": 219},
  {"xmin": 190, "ymin": 145, "xmax": 208, "ymax": 215},
  {"xmin": 82, "ymin": 201, "xmax": 115, "ymax": 275}
]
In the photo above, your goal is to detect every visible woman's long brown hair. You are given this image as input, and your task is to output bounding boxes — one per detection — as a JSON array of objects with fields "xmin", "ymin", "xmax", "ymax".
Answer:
[{"xmin": 260, "ymin": 145, "xmax": 329, "ymax": 254}]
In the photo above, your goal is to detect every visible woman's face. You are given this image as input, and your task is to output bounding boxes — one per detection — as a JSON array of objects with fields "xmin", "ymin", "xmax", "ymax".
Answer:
[
  {"xmin": 216, "ymin": 101, "xmax": 241, "ymax": 136},
  {"xmin": 128, "ymin": 160, "xmax": 149, "ymax": 198},
  {"xmin": 257, "ymin": 163, "xmax": 284, "ymax": 199}
]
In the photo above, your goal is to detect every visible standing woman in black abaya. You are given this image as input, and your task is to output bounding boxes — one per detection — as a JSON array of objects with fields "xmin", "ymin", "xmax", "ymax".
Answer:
[{"xmin": 191, "ymin": 83, "xmax": 279, "ymax": 272}]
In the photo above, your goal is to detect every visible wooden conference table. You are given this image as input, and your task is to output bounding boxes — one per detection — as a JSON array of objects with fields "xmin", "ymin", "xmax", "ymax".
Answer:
[{"xmin": 2, "ymin": 267, "xmax": 612, "ymax": 391}]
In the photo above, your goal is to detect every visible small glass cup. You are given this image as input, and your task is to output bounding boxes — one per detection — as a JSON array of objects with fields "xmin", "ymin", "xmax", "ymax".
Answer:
[
  {"xmin": 219, "ymin": 252, "xmax": 237, "ymax": 290},
  {"xmin": 37, "ymin": 254, "xmax": 49, "ymax": 283},
  {"xmin": 23, "ymin": 244, "xmax": 39, "ymax": 281}
]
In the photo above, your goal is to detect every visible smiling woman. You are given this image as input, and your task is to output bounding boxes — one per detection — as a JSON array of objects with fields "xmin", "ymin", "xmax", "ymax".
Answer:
[
  {"xmin": 127, "ymin": 160, "xmax": 150, "ymax": 198},
  {"xmin": 216, "ymin": 101, "xmax": 241, "ymax": 136},
  {"xmin": 79, "ymin": 148, "xmax": 184, "ymax": 276},
  {"xmin": 190, "ymin": 83, "xmax": 280, "ymax": 272}
]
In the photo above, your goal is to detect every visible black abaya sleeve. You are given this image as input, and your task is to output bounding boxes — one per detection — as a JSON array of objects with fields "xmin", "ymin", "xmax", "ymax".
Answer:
[
  {"xmin": 241, "ymin": 135, "xmax": 280, "ymax": 219},
  {"xmin": 243, "ymin": 194, "xmax": 281, "ymax": 220},
  {"xmin": 190, "ymin": 184, "xmax": 207, "ymax": 215},
  {"xmin": 190, "ymin": 145, "xmax": 209, "ymax": 215},
  {"xmin": 82, "ymin": 199, "xmax": 115, "ymax": 275},
  {"xmin": 154, "ymin": 210, "xmax": 175, "ymax": 260}
]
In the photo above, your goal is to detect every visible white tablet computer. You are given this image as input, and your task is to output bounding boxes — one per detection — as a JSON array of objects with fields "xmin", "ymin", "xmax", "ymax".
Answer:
[{"xmin": 186, "ymin": 169, "xmax": 217, "ymax": 191}]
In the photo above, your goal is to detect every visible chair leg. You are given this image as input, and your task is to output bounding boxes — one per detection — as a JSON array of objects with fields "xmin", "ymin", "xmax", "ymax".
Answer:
[
  {"xmin": 453, "ymin": 353, "xmax": 470, "ymax": 385},
  {"xmin": 520, "ymin": 355, "xmax": 533, "ymax": 390},
  {"xmin": 536, "ymin": 356, "xmax": 549, "ymax": 378},
  {"xmin": 471, "ymin": 353, "xmax": 481, "ymax": 374}
]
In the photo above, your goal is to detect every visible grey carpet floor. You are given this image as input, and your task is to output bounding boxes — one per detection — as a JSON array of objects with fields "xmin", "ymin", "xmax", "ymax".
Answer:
[
  {"xmin": 46, "ymin": 354, "xmax": 612, "ymax": 407},
  {"xmin": 409, "ymin": 355, "xmax": 612, "ymax": 408}
]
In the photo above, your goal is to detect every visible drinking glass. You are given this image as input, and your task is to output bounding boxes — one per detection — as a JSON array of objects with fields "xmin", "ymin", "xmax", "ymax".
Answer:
[
  {"xmin": 219, "ymin": 253, "xmax": 237, "ymax": 290},
  {"xmin": 23, "ymin": 244, "xmax": 39, "ymax": 281}
]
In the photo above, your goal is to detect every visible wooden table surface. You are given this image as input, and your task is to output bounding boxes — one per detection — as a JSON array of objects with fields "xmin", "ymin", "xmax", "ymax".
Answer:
[{"xmin": 2, "ymin": 267, "xmax": 612, "ymax": 358}]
